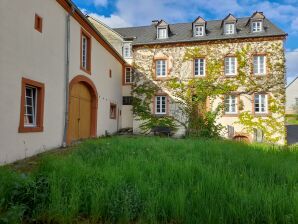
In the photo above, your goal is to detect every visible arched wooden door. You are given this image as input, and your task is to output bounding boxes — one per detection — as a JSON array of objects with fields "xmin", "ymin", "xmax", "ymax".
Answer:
[{"xmin": 68, "ymin": 82, "xmax": 92, "ymax": 143}]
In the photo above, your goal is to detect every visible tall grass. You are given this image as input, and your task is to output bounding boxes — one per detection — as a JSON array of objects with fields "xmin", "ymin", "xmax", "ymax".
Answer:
[{"xmin": 0, "ymin": 137, "xmax": 297, "ymax": 223}]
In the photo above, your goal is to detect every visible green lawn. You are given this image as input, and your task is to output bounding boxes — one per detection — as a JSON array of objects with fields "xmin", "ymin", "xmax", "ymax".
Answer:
[
  {"xmin": 286, "ymin": 114, "xmax": 298, "ymax": 125},
  {"xmin": 0, "ymin": 137, "xmax": 297, "ymax": 223}
]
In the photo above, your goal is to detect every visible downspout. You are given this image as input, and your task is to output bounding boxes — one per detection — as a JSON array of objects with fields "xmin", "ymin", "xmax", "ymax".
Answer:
[{"xmin": 62, "ymin": 6, "xmax": 75, "ymax": 147}]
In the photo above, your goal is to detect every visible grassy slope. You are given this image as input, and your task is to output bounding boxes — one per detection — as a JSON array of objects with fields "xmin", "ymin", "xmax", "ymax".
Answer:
[{"xmin": 0, "ymin": 137, "xmax": 297, "ymax": 223}]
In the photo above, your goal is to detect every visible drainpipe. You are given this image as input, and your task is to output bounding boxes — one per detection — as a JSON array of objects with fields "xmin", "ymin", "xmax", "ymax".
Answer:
[{"xmin": 62, "ymin": 6, "xmax": 75, "ymax": 147}]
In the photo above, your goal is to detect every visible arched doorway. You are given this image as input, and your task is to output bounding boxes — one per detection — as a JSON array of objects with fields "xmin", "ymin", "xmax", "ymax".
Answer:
[{"xmin": 67, "ymin": 75, "xmax": 98, "ymax": 144}]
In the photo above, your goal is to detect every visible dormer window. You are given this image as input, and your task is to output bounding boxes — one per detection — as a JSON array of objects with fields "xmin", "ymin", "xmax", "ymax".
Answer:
[
  {"xmin": 157, "ymin": 27, "xmax": 167, "ymax": 39},
  {"xmin": 252, "ymin": 21, "xmax": 262, "ymax": 32},
  {"xmin": 194, "ymin": 25, "xmax": 204, "ymax": 37},
  {"xmin": 123, "ymin": 42, "xmax": 132, "ymax": 58},
  {"xmin": 192, "ymin": 16, "xmax": 206, "ymax": 37},
  {"xmin": 225, "ymin": 23, "xmax": 235, "ymax": 35}
]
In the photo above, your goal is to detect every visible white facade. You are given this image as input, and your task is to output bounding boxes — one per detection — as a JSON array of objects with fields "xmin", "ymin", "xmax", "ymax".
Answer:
[
  {"xmin": 286, "ymin": 77, "xmax": 298, "ymax": 114},
  {"xmin": 0, "ymin": 0, "xmax": 124, "ymax": 164}
]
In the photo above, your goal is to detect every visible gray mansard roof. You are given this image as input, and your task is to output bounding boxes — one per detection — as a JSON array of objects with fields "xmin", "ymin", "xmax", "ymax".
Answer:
[{"xmin": 113, "ymin": 17, "xmax": 286, "ymax": 46}]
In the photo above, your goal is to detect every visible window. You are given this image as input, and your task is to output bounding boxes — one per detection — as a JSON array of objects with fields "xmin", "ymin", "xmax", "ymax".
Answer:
[
  {"xmin": 155, "ymin": 95, "xmax": 167, "ymax": 115},
  {"xmin": 155, "ymin": 60, "xmax": 167, "ymax": 77},
  {"xmin": 123, "ymin": 43, "xmax": 132, "ymax": 58},
  {"xmin": 194, "ymin": 58, "xmax": 205, "ymax": 76},
  {"xmin": 254, "ymin": 94, "xmax": 268, "ymax": 114},
  {"xmin": 227, "ymin": 125, "xmax": 235, "ymax": 139},
  {"xmin": 34, "ymin": 14, "xmax": 43, "ymax": 33},
  {"xmin": 252, "ymin": 21, "xmax": 262, "ymax": 32},
  {"xmin": 125, "ymin": 67, "xmax": 133, "ymax": 84},
  {"xmin": 123, "ymin": 96, "xmax": 133, "ymax": 105},
  {"xmin": 81, "ymin": 29, "xmax": 91, "ymax": 73},
  {"xmin": 225, "ymin": 57, "xmax": 237, "ymax": 76},
  {"xmin": 19, "ymin": 78, "xmax": 45, "ymax": 133},
  {"xmin": 194, "ymin": 25, "xmax": 204, "ymax": 37},
  {"xmin": 225, "ymin": 95, "xmax": 237, "ymax": 114},
  {"xmin": 253, "ymin": 55, "xmax": 266, "ymax": 75},
  {"xmin": 109, "ymin": 69, "xmax": 112, "ymax": 78},
  {"xmin": 110, "ymin": 103, "xmax": 117, "ymax": 119},
  {"xmin": 254, "ymin": 128, "xmax": 264, "ymax": 142},
  {"xmin": 296, "ymin": 98, "xmax": 298, "ymax": 106},
  {"xmin": 157, "ymin": 28, "xmax": 167, "ymax": 39},
  {"xmin": 225, "ymin": 23, "xmax": 235, "ymax": 34}
]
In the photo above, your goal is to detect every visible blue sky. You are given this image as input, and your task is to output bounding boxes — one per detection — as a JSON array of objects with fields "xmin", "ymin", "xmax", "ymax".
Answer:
[{"xmin": 73, "ymin": 0, "xmax": 298, "ymax": 82}]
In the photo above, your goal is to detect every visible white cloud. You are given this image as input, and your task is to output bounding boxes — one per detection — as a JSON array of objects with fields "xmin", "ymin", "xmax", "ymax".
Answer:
[
  {"xmin": 93, "ymin": 0, "xmax": 108, "ymax": 7},
  {"xmin": 286, "ymin": 49, "xmax": 298, "ymax": 82},
  {"xmin": 88, "ymin": 12, "xmax": 131, "ymax": 28},
  {"xmin": 291, "ymin": 17, "xmax": 298, "ymax": 32}
]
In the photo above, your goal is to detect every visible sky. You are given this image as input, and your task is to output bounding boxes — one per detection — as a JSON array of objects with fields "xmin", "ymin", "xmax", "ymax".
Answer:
[{"xmin": 73, "ymin": 0, "xmax": 298, "ymax": 83}]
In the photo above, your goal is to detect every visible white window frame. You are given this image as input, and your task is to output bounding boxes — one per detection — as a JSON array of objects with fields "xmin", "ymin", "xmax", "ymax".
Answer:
[
  {"xmin": 225, "ymin": 95, "xmax": 237, "ymax": 114},
  {"xmin": 157, "ymin": 27, "xmax": 168, "ymax": 39},
  {"xmin": 194, "ymin": 58, "xmax": 205, "ymax": 76},
  {"xmin": 254, "ymin": 55, "xmax": 266, "ymax": 75},
  {"xmin": 155, "ymin": 95, "xmax": 167, "ymax": 115},
  {"xmin": 125, "ymin": 67, "xmax": 133, "ymax": 84},
  {"xmin": 252, "ymin": 21, "xmax": 262, "ymax": 32},
  {"xmin": 225, "ymin": 57, "xmax": 237, "ymax": 76},
  {"xmin": 24, "ymin": 86, "xmax": 37, "ymax": 127},
  {"xmin": 81, "ymin": 35, "xmax": 88, "ymax": 70},
  {"xmin": 225, "ymin": 23, "xmax": 235, "ymax": 35},
  {"xmin": 123, "ymin": 42, "xmax": 132, "ymax": 58},
  {"xmin": 254, "ymin": 94, "xmax": 268, "ymax": 114},
  {"xmin": 156, "ymin": 60, "xmax": 167, "ymax": 77},
  {"xmin": 194, "ymin": 25, "xmax": 204, "ymax": 37}
]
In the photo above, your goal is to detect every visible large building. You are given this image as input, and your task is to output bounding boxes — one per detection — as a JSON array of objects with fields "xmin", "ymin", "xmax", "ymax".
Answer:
[
  {"xmin": 0, "ymin": 0, "xmax": 287, "ymax": 164},
  {"xmin": 92, "ymin": 12, "xmax": 287, "ymax": 144}
]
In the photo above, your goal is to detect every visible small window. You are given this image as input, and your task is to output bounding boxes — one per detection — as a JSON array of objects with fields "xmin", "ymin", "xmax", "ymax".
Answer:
[
  {"xmin": 157, "ymin": 28, "xmax": 167, "ymax": 39},
  {"xmin": 110, "ymin": 103, "xmax": 117, "ymax": 119},
  {"xmin": 194, "ymin": 25, "xmax": 204, "ymax": 37},
  {"xmin": 155, "ymin": 95, "xmax": 167, "ymax": 115},
  {"xmin": 125, "ymin": 67, "xmax": 133, "ymax": 84},
  {"xmin": 227, "ymin": 125, "xmax": 235, "ymax": 139},
  {"xmin": 123, "ymin": 96, "xmax": 133, "ymax": 105},
  {"xmin": 254, "ymin": 94, "xmax": 268, "ymax": 114},
  {"xmin": 295, "ymin": 98, "xmax": 298, "ymax": 106},
  {"xmin": 225, "ymin": 23, "xmax": 235, "ymax": 35},
  {"xmin": 194, "ymin": 58, "xmax": 205, "ymax": 76},
  {"xmin": 109, "ymin": 69, "xmax": 112, "ymax": 78},
  {"xmin": 156, "ymin": 60, "xmax": 167, "ymax": 77},
  {"xmin": 225, "ymin": 57, "xmax": 237, "ymax": 76},
  {"xmin": 254, "ymin": 128, "xmax": 264, "ymax": 142},
  {"xmin": 225, "ymin": 95, "xmax": 237, "ymax": 114},
  {"xmin": 252, "ymin": 21, "xmax": 262, "ymax": 32},
  {"xmin": 19, "ymin": 78, "xmax": 45, "ymax": 133},
  {"xmin": 34, "ymin": 14, "xmax": 43, "ymax": 33},
  {"xmin": 123, "ymin": 43, "xmax": 132, "ymax": 58},
  {"xmin": 253, "ymin": 55, "xmax": 266, "ymax": 75},
  {"xmin": 81, "ymin": 30, "xmax": 91, "ymax": 73}
]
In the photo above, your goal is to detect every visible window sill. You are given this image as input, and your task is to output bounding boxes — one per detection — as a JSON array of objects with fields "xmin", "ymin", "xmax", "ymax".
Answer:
[
  {"xmin": 222, "ymin": 113, "xmax": 239, "ymax": 117},
  {"xmin": 19, "ymin": 126, "xmax": 43, "ymax": 133},
  {"xmin": 80, "ymin": 66, "xmax": 91, "ymax": 75},
  {"xmin": 225, "ymin": 74, "xmax": 237, "ymax": 78},
  {"xmin": 253, "ymin": 113, "xmax": 270, "ymax": 117}
]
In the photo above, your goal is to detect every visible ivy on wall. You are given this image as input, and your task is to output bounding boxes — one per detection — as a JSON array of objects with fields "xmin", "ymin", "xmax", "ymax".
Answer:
[{"xmin": 131, "ymin": 41, "xmax": 286, "ymax": 143}]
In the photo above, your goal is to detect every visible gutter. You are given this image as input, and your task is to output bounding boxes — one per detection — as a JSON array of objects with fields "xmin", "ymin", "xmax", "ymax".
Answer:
[{"xmin": 62, "ymin": 6, "xmax": 75, "ymax": 147}]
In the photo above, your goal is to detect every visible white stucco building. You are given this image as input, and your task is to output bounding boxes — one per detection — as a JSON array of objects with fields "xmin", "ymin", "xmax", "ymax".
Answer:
[{"xmin": 286, "ymin": 77, "xmax": 298, "ymax": 114}]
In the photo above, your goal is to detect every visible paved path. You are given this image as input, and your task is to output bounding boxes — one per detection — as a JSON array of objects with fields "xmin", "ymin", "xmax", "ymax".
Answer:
[{"xmin": 287, "ymin": 125, "xmax": 298, "ymax": 145}]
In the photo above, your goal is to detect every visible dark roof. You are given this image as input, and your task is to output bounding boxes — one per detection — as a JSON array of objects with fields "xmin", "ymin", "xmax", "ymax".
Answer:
[{"xmin": 114, "ymin": 17, "xmax": 286, "ymax": 46}]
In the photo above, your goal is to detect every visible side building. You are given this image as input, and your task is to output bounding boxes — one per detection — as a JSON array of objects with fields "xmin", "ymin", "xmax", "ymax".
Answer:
[
  {"xmin": 286, "ymin": 77, "xmax": 298, "ymax": 115},
  {"xmin": 0, "ymin": 0, "xmax": 125, "ymax": 164}
]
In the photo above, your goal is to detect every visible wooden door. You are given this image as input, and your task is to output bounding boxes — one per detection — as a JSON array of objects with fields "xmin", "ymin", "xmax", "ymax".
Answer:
[{"xmin": 68, "ymin": 82, "xmax": 92, "ymax": 143}]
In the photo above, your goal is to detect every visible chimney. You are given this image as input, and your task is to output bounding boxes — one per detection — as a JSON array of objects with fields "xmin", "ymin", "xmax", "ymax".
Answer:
[{"xmin": 152, "ymin": 20, "xmax": 159, "ymax": 26}]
